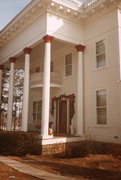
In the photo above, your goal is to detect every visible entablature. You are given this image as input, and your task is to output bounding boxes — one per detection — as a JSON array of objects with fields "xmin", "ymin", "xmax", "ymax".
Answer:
[{"xmin": 0, "ymin": 0, "xmax": 120, "ymax": 49}]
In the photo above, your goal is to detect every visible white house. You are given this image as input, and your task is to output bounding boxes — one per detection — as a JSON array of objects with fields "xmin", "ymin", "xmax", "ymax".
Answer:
[{"xmin": 0, "ymin": 0, "xmax": 121, "ymax": 144}]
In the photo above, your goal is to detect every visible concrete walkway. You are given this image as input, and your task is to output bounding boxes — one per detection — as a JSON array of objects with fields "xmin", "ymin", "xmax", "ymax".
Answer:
[{"xmin": 0, "ymin": 156, "xmax": 77, "ymax": 180}]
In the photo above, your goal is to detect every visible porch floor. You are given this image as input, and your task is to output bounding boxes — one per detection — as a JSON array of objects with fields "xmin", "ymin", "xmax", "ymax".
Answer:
[{"xmin": 41, "ymin": 134, "xmax": 85, "ymax": 145}]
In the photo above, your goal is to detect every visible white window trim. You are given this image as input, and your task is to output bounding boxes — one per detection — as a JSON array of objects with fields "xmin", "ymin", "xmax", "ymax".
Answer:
[
  {"xmin": 64, "ymin": 53, "xmax": 73, "ymax": 79},
  {"xmin": 95, "ymin": 88, "xmax": 108, "ymax": 127},
  {"xmin": 32, "ymin": 100, "xmax": 42, "ymax": 124},
  {"xmin": 93, "ymin": 38, "xmax": 108, "ymax": 71}
]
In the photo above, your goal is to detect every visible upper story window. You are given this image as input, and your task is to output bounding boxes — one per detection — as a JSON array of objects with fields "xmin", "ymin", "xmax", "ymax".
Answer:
[
  {"xmin": 96, "ymin": 90, "xmax": 107, "ymax": 125},
  {"xmin": 51, "ymin": 61, "xmax": 53, "ymax": 72},
  {"xmin": 96, "ymin": 40, "xmax": 105, "ymax": 68},
  {"xmin": 65, "ymin": 54, "xmax": 72, "ymax": 77}
]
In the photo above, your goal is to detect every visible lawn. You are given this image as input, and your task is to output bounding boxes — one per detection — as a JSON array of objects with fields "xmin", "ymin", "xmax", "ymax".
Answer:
[
  {"xmin": 0, "ymin": 162, "xmax": 41, "ymax": 180},
  {"xmin": 9, "ymin": 154, "xmax": 121, "ymax": 180}
]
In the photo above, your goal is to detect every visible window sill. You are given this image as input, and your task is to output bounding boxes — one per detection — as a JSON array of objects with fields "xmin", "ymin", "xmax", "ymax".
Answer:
[
  {"xmin": 63, "ymin": 75, "xmax": 73, "ymax": 80},
  {"xmin": 93, "ymin": 66, "xmax": 108, "ymax": 72},
  {"xmin": 94, "ymin": 125, "xmax": 110, "ymax": 128}
]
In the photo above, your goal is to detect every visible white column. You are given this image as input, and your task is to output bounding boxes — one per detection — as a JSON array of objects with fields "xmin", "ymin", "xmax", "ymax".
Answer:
[
  {"xmin": 75, "ymin": 45, "xmax": 85, "ymax": 136},
  {"xmin": 41, "ymin": 35, "xmax": 53, "ymax": 138},
  {"xmin": 7, "ymin": 57, "xmax": 16, "ymax": 131},
  {"xmin": 22, "ymin": 47, "xmax": 32, "ymax": 132},
  {"xmin": 0, "ymin": 65, "xmax": 4, "ymax": 105}
]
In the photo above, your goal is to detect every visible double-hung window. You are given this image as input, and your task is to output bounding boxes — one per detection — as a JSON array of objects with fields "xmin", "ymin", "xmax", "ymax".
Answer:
[
  {"xmin": 96, "ymin": 90, "xmax": 107, "ymax": 124},
  {"xmin": 65, "ymin": 54, "xmax": 72, "ymax": 77},
  {"xmin": 96, "ymin": 40, "xmax": 105, "ymax": 68},
  {"xmin": 33, "ymin": 100, "xmax": 42, "ymax": 124},
  {"xmin": 35, "ymin": 66, "xmax": 40, "ymax": 73},
  {"xmin": 51, "ymin": 61, "xmax": 53, "ymax": 72}
]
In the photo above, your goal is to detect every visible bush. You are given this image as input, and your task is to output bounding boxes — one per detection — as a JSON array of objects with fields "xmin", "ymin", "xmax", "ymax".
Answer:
[
  {"xmin": 0, "ymin": 131, "xmax": 41, "ymax": 156},
  {"xmin": 68, "ymin": 141, "xmax": 121, "ymax": 158}
]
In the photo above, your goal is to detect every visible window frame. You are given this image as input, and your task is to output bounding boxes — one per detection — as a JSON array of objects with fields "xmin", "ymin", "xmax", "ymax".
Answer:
[
  {"xmin": 96, "ymin": 40, "xmax": 106, "ymax": 69},
  {"xmin": 35, "ymin": 66, "xmax": 40, "ymax": 73},
  {"xmin": 51, "ymin": 61, "xmax": 54, "ymax": 72},
  {"xmin": 32, "ymin": 100, "xmax": 42, "ymax": 124},
  {"xmin": 65, "ymin": 53, "xmax": 72, "ymax": 77},
  {"xmin": 96, "ymin": 89, "xmax": 107, "ymax": 125},
  {"xmin": 33, "ymin": 101, "xmax": 37, "ymax": 123}
]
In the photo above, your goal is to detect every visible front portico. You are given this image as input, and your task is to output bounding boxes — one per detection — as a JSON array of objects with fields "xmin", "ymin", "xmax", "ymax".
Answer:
[
  {"xmin": 0, "ymin": 36, "xmax": 85, "ymax": 140},
  {"xmin": 0, "ymin": 0, "xmax": 86, "ymax": 141}
]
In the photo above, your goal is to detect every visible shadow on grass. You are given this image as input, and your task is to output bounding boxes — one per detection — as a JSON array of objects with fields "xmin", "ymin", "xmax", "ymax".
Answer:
[{"xmin": 25, "ymin": 158, "xmax": 121, "ymax": 180}]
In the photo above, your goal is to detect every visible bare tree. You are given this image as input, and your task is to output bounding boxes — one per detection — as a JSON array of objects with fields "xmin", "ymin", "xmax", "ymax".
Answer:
[{"xmin": 0, "ymin": 68, "xmax": 24, "ymax": 130}]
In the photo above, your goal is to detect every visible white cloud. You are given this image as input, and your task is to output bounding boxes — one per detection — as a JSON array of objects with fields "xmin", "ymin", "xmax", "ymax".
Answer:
[{"xmin": 0, "ymin": 0, "xmax": 31, "ymax": 30}]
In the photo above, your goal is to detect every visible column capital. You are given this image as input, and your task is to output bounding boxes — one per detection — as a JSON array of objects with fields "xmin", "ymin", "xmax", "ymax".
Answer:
[
  {"xmin": 9, "ymin": 57, "xmax": 16, "ymax": 63},
  {"xmin": 75, "ymin": 44, "xmax": 85, "ymax": 52},
  {"xmin": 0, "ymin": 65, "xmax": 4, "ymax": 70},
  {"xmin": 23, "ymin": 47, "xmax": 32, "ymax": 54},
  {"xmin": 43, "ymin": 35, "xmax": 54, "ymax": 43}
]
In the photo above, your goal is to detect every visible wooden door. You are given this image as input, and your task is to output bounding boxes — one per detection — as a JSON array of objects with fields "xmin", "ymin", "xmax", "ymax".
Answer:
[{"xmin": 59, "ymin": 100, "xmax": 67, "ymax": 134}]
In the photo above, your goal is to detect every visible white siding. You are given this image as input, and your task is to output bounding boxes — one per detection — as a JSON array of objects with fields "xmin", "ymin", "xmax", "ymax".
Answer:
[{"xmin": 84, "ymin": 9, "xmax": 121, "ymax": 143}]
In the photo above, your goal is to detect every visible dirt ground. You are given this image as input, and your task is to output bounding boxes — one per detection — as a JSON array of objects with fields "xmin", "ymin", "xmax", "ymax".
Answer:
[
  {"xmin": 0, "ymin": 162, "xmax": 41, "ymax": 180},
  {"xmin": 9, "ymin": 154, "xmax": 121, "ymax": 180}
]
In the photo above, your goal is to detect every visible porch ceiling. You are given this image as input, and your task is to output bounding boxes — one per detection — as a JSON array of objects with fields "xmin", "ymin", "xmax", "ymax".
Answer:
[{"xmin": 10, "ymin": 39, "xmax": 71, "ymax": 69}]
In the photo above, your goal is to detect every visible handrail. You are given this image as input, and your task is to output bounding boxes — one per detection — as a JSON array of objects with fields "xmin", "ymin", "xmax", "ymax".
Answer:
[
  {"xmin": 52, "ymin": 0, "xmax": 82, "ymax": 9},
  {"xmin": 30, "ymin": 72, "xmax": 62, "ymax": 86}
]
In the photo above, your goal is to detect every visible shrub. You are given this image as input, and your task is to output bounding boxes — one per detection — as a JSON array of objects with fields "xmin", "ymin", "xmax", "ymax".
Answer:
[
  {"xmin": 68, "ymin": 141, "xmax": 121, "ymax": 158},
  {"xmin": 0, "ymin": 131, "xmax": 41, "ymax": 156}
]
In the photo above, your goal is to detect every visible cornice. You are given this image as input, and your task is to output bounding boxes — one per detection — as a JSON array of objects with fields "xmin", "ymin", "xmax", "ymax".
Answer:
[
  {"xmin": 0, "ymin": 0, "xmax": 48, "ymax": 48},
  {"xmin": 85, "ymin": 0, "xmax": 119, "ymax": 23},
  {"xmin": 46, "ymin": 2, "xmax": 85, "ymax": 23},
  {"xmin": 0, "ymin": 0, "xmax": 119, "ymax": 49}
]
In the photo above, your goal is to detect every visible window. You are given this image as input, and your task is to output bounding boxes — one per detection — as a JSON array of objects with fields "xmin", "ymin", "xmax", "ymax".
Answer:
[
  {"xmin": 35, "ymin": 66, "xmax": 40, "ymax": 73},
  {"xmin": 51, "ymin": 61, "xmax": 53, "ymax": 72},
  {"xmin": 65, "ymin": 54, "xmax": 72, "ymax": 77},
  {"xmin": 96, "ymin": 40, "xmax": 105, "ymax": 68},
  {"xmin": 33, "ymin": 100, "xmax": 42, "ymax": 124},
  {"xmin": 33, "ymin": 101, "xmax": 37, "ymax": 123},
  {"xmin": 96, "ymin": 90, "xmax": 107, "ymax": 124}
]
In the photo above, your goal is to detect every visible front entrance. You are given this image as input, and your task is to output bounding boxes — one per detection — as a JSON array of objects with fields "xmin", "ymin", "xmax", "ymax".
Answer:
[
  {"xmin": 59, "ymin": 100, "xmax": 67, "ymax": 134},
  {"xmin": 51, "ymin": 94, "xmax": 75, "ymax": 134}
]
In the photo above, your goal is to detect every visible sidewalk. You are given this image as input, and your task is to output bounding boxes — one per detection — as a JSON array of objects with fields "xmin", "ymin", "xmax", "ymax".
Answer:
[{"xmin": 0, "ymin": 156, "xmax": 77, "ymax": 180}]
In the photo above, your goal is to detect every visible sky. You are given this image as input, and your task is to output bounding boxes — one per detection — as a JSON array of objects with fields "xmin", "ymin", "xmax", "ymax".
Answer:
[
  {"xmin": 0, "ymin": 0, "xmax": 85, "ymax": 31},
  {"xmin": 0, "ymin": 0, "xmax": 32, "ymax": 31}
]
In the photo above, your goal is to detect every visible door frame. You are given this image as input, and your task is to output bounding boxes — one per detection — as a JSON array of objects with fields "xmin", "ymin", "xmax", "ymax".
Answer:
[
  {"xmin": 59, "ymin": 99, "xmax": 67, "ymax": 134},
  {"xmin": 51, "ymin": 94, "xmax": 75, "ymax": 134}
]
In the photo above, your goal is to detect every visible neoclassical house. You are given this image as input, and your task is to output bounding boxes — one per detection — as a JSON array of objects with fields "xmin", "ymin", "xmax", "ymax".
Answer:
[{"xmin": 0, "ymin": 0, "xmax": 121, "ymax": 144}]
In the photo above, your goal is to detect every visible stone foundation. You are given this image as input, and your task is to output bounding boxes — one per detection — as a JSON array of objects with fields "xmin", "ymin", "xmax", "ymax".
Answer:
[
  {"xmin": 40, "ymin": 136, "xmax": 85, "ymax": 156},
  {"xmin": 41, "ymin": 141, "xmax": 81, "ymax": 156},
  {"xmin": 40, "ymin": 139, "xmax": 121, "ymax": 157}
]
